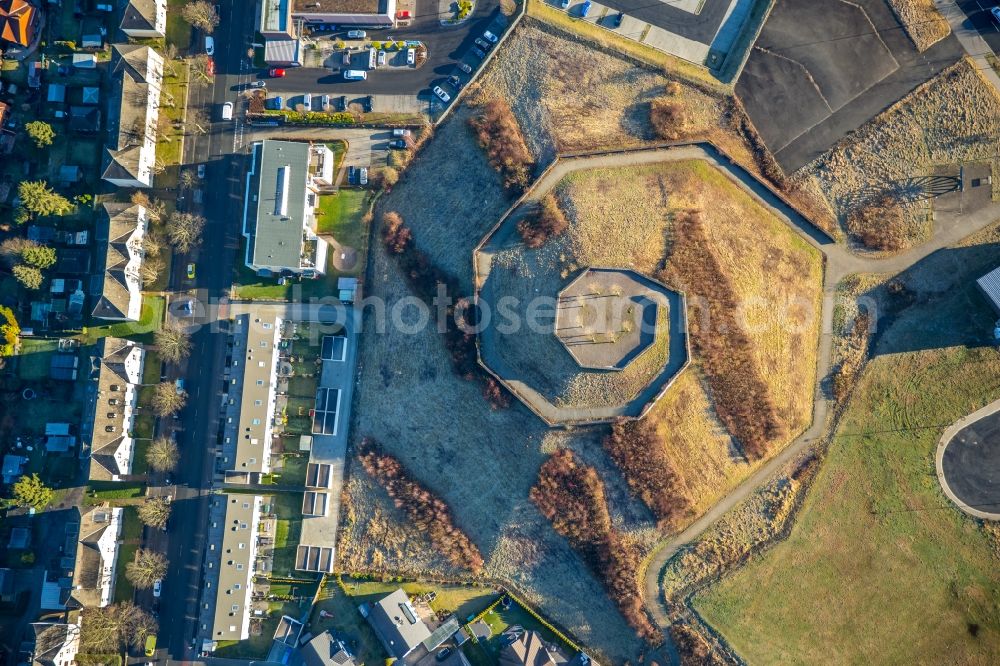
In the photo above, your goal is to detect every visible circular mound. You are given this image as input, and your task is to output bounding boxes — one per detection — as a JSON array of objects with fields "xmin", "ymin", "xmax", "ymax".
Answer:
[
  {"xmin": 332, "ymin": 245, "xmax": 358, "ymax": 271},
  {"xmin": 936, "ymin": 409, "xmax": 1000, "ymax": 520}
]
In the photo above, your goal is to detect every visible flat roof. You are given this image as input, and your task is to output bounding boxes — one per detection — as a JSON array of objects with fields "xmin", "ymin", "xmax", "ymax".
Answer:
[
  {"xmin": 292, "ymin": 0, "xmax": 382, "ymax": 14},
  {"xmin": 209, "ymin": 494, "xmax": 262, "ymax": 641},
  {"xmin": 231, "ymin": 313, "xmax": 282, "ymax": 475},
  {"xmin": 248, "ymin": 140, "xmax": 311, "ymax": 270}
]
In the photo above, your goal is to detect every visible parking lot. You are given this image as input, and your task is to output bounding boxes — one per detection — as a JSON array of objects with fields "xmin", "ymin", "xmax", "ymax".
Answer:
[
  {"xmin": 256, "ymin": 0, "xmax": 507, "ymax": 111},
  {"xmin": 736, "ymin": 0, "xmax": 963, "ymax": 173}
]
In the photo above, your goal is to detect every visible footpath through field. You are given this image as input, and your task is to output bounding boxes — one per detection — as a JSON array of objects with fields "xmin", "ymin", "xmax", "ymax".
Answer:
[{"xmin": 495, "ymin": 142, "xmax": 1000, "ymax": 634}]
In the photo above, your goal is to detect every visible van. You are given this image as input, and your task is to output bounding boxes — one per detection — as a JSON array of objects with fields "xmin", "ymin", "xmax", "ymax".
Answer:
[
  {"xmin": 343, "ymin": 69, "xmax": 367, "ymax": 80},
  {"xmin": 368, "ymin": 48, "xmax": 377, "ymax": 69},
  {"xmin": 303, "ymin": 93, "xmax": 312, "ymax": 111},
  {"xmin": 220, "ymin": 101, "xmax": 233, "ymax": 120}
]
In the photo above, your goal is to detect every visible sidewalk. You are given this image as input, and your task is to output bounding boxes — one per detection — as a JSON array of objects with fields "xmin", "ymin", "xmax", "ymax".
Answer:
[{"xmin": 933, "ymin": 0, "xmax": 1000, "ymax": 94}]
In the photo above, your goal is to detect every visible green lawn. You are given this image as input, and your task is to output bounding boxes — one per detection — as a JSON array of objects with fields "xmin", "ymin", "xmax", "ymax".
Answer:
[
  {"xmin": 270, "ymin": 492, "xmax": 304, "ymax": 577},
  {"xmin": 157, "ymin": 62, "xmax": 190, "ymax": 170},
  {"xmin": 121, "ymin": 506, "xmax": 143, "ymax": 540},
  {"xmin": 315, "ymin": 190, "xmax": 368, "ymax": 252},
  {"xmin": 18, "ymin": 338, "xmax": 58, "ymax": 380},
  {"xmin": 81, "ymin": 295, "xmax": 165, "ymax": 344},
  {"xmin": 694, "ymin": 345, "xmax": 1000, "ymax": 663},
  {"xmin": 165, "ymin": 0, "xmax": 192, "ymax": 51},
  {"xmin": 113, "ymin": 543, "xmax": 139, "ymax": 603}
]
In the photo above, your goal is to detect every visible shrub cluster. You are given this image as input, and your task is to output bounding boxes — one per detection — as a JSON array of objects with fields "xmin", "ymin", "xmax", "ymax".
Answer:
[
  {"xmin": 650, "ymin": 98, "xmax": 688, "ymax": 141},
  {"xmin": 659, "ymin": 209, "xmax": 784, "ymax": 459},
  {"xmin": 831, "ymin": 311, "xmax": 871, "ymax": 402},
  {"xmin": 669, "ymin": 621, "xmax": 727, "ymax": 666},
  {"xmin": 468, "ymin": 98, "xmax": 534, "ymax": 193},
  {"xmin": 603, "ymin": 418, "xmax": 693, "ymax": 530},
  {"xmin": 517, "ymin": 194, "xmax": 569, "ymax": 248},
  {"xmin": 530, "ymin": 450, "xmax": 662, "ymax": 644},
  {"xmin": 261, "ymin": 109, "xmax": 356, "ymax": 126},
  {"xmin": 359, "ymin": 438, "xmax": 484, "ymax": 572},
  {"xmin": 482, "ymin": 377, "xmax": 511, "ymax": 410},
  {"xmin": 845, "ymin": 195, "xmax": 910, "ymax": 251}
]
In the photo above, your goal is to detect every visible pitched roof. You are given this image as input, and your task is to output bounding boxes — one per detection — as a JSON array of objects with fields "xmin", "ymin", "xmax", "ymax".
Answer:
[
  {"xmin": 69, "ymin": 507, "xmax": 122, "ymax": 608},
  {"xmin": 91, "ymin": 203, "xmax": 145, "ymax": 321},
  {"xmin": 0, "ymin": 0, "xmax": 35, "ymax": 47},
  {"xmin": 104, "ymin": 45, "xmax": 162, "ymax": 185},
  {"xmin": 499, "ymin": 631, "xmax": 559, "ymax": 666},
  {"xmin": 300, "ymin": 632, "xmax": 357, "ymax": 666},
  {"xmin": 120, "ymin": 0, "xmax": 159, "ymax": 32},
  {"xmin": 29, "ymin": 623, "xmax": 79, "ymax": 666},
  {"xmin": 85, "ymin": 337, "xmax": 144, "ymax": 482}
]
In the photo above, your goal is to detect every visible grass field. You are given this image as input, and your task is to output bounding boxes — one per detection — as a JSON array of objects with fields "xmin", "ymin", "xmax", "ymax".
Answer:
[
  {"xmin": 887, "ymin": 0, "xmax": 950, "ymax": 52},
  {"xmin": 269, "ymin": 492, "xmax": 303, "ymax": 577},
  {"xmin": 17, "ymin": 338, "xmax": 58, "ymax": 380},
  {"xmin": 477, "ymin": 21, "xmax": 757, "ymax": 170},
  {"xmin": 693, "ymin": 220, "xmax": 1000, "ymax": 662},
  {"xmin": 165, "ymin": 0, "xmax": 192, "ymax": 51},
  {"xmin": 800, "ymin": 58, "xmax": 1000, "ymax": 250},
  {"xmin": 81, "ymin": 295, "xmax": 165, "ymax": 344}
]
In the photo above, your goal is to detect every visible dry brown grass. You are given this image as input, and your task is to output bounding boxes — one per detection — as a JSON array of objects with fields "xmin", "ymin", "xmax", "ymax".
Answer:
[
  {"xmin": 886, "ymin": 0, "xmax": 950, "ymax": 52},
  {"xmin": 799, "ymin": 58, "xmax": 1000, "ymax": 249}
]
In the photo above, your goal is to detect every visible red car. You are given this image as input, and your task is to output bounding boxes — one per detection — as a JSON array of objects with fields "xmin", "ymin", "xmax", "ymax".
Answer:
[
  {"xmin": 206, "ymin": 58, "xmax": 215, "ymax": 76},
  {"xmin": 269, "ymin": 67, "xmax": 286, "ymax": 78}
]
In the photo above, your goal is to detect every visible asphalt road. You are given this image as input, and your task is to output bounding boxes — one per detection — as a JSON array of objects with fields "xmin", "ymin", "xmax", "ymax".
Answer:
[
  {"xmin": 156, "ymin": 0, "xmax": 257, "ymax": 658},
  {"xmin": 250, "ymin": 0, "xmax": 502, "ymax": 97},
  {"xmin": 941, "ymin": 411, "xmax": 1000, "ymax": 512},
  {"xmin": 957, "ymin": 0, "xmax": 1000, "ymax": 53}
]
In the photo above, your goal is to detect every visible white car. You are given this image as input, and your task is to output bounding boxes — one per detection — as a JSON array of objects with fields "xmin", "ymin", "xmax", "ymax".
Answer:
[
  {"xmin": 220, "ymin": 101, "xmax": 233, "ymax": 120},
  {"xmin": 483, "ymin": 30, "xmax": 498, "ymax": 43},
  {"xmin": 359, "ymin": 167, "xmax": 368, "ymax": 186},
  {"xmin": 992, "ymin": 6, "xmax": 1000, "ymax": 24},
  {"xmin": 152, "ymin": 579, "xmax": 162, "ymax": 598},
  {"xmin": 406, "ymin": 48, "xmax": 415, "ymax": 65},
  {"xmin": 303, "ymin": 93, "xmax": 312, "ymax": 111},
  {"xmin": 432, "ymin": 86, "xmax": 451, "ymax": 103},
  {"xmin": 377, "ymin": 50, "xmax": 387, "ymax": 66},
  {"xmin": 347, "ymin": 29, "xmax": 366, "ymax": 39},
  {"xmin": 249, "ymin": 80, "xmax": 266, "ymax": 88},
  {"xmin": 205, "ymin": 35, "xmax": 215, "ymax": 55}
]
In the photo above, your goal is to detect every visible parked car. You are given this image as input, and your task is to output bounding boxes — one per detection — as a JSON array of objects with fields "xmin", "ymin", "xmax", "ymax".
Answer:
[
  {"xmin": 359, "ymin": 167, "xmax": 368, "ymax": 186},
  {"xmin": 250, "ymin": 80, "xmax": 266, "ymax": 88},
  {"xmin": 447, "ymin": 74, "xmax": 462, "ymax": 89},
  {"xmin": 268, "ymin": 67, "xmax": 286, "ymax": 77},
  {"xmin": 560, "ymin": 0, "xmax": 570, "ymax": 8},
  {"xmin": 220, "ymin": 101, "xmax": 233, "ymax": 120},
  {"xmin": 457, "ymin": 61, "xmax": 473, "ymax": 74},
  {"xmin": 320, "ymin": 94, "xmax": 330, "ymax": 110},
  {"xmin": 303, "ymin": 93, "xmax": 312, "ymax": 111},
  {"xmin": 196, "ymin": 164, "xmax": 205, "ymax": 179},
  {"xmin": 271, "ymin": 95, "xmax": 284, "ymax": 109},
  {"xmin": 343, "ymin": 69, "xmax": 367, "ymax": 80},
  {"xmin": 377, "ymin": 50, "xmax": 387, "ymax": 66},
  {"xmin": 205, "ymin": 35, "xmax": 214, "ymax": 55},
  {"xmin": 435, "ymin": 648, "xmax": 453, "ymax": 662},
  {"xmin": 175, "ymin": 378, "xmax": 185, "ymax": 394},
  {"xmin": 474, "ymin": 37, "xmax": 491, "ymax": 50},
  {"xmin": 406, "ymin": 48, "xmax": 415, "ymax": 65},
  {"xmin": 152, "ymin": 579, "xmax": 162, "ymax": 598},
  {"xmin": 612, "ymin": 11, "xmax": 624, "ymax": 27},
  {"xmin": 581, "ymin": 0, "xmax": 592, "ymax": 16},
  {"xmin": 187, "ymin": 263, "xmax": 196, "ymax": 279},
  {"xmin": 206, "ymin": 58, "xmax": 215, "ymax": 76},
  {"xmin": 347, "ymin": 29, "xmax": 367, "ymax": 39},
  {"xmin": 392, "ymin": 128, "xmax": 411, "ymax": 137},
  {"xmin": 362, "ymin": 95, "xmax": 373, "ymax": 112},
  {"xmin": 391, "ymin": 139, "xmax": 407, "ymax": 149},
  {"xmin": 471, "ymin": 47, "xmax": 486, "ymax": 59},
  {"xmin": 992, "ymin": 6, "xmax": 1000, "ymax": 24},
  {"xmin": 483, "ymin": 30, "xmax": 498, "ymax": 43},
  {"xmin": 432, "ymin": 85, "xmax": 451, "ymax": 103}
]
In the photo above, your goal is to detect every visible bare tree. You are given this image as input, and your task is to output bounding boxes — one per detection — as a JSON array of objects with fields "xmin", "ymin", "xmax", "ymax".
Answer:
[
  {"xmin": 145, "ymin": 436, "xmax": 180, "ymax": 472},
  {"xmin": 80, "ymin": 603, "xmax": 158, "ymax": 653},
  {"xmin": 189, "ymin": 55, "xmax": 215, "ymax": 86},
  {"xmin": 139, "ymin": 255, "xmax": 164, "ymax": 285},
  {"xmin": 162, "ymin": 43, "xmax": 179, "ymax": 77},
  {"xmin": 130, "ymin": 190, "xmax": 151, "ymax": 209},
  {"xmin": 125, "ymin": 549, "xmax": 167, "ymax": 589},
  {"xmin": 178, "ymin": 169, "xmax": 197, "ymax": 191},
  {"xmin": 151, "ymin": 381, "xmax": 186, "ymax": 417},
  {"xmin": 166, "ymin": 211, "xmax": 206, "ymax": 253},
  {"xmin": 181, "ymin": 0, "xmax": 220, "ymax": 33},
  {"xmin": 154, "ymin": 324, "xmax": 192, "ymax": 365},
  {"xmin": 142, "ymin": 230, "xmax": 163, "ymax": 258},
  {"xmin": 137, "ymin": 497, "xmax": 172, "ymax": 529},
  {"xmin": 186, "ymin": 107, "xmax": 210, "ymax": 136},
  {"xmin": 151, "ymin": 158, "xmax": 168, "ymax": 175}
]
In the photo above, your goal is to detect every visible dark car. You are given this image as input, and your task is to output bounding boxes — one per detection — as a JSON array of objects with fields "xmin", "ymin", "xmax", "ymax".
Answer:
[
  {"xmin": 362, "ymin": 95, "xmax": 373, "ymax": 112},
  {"xmin": 612, "ymin": 11, "xmax": 624, "ymax": 27},
  {"xmin": 471, "ymin": 47, "xmax": 486, "ymax": 59},
  {"xmin": 447, "ymin": 75, "xmax": 462, "ymax": 89},
  {"xmin": 474, "ymin": 37, "xmax": 491, "ymax": 50},
  {"xmin": 435, "ymin": 648, "xmax": 453, "ymax": 662},
  {"xmin": 391, "ymin": 138, "xmax": 407, "ymax": 149},
  {"xmin": 457, "ymin": 62, "xmax": 472, "ymax": 74}
]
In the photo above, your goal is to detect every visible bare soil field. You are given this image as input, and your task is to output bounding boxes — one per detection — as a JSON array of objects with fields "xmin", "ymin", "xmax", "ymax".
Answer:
[
  {"xmin": 887, "ymin": 0, "xmax": 950, "ymax": 52},
  {"xmin": 799, "ymin": 58, "xmax": 1000, "ymax": 251}
]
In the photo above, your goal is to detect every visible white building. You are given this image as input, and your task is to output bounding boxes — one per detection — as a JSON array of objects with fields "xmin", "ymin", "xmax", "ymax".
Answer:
[
  {"xmin": 102, "ymin": 45, "xmax": 163, "ymax": 188},
  {"xmin": 69, "ymin": 506, "xmax": 124, "ymax": 608},
  {"xmin": 203, "ymin": 494, "xmax": 263, "ymax": 643},
  {"xmin": 91, "ymin": 202, "xmax": 147, "ymax": 321},
  {"xmin": 242, "ymin": 140, "xmax": 332, "ymax": 277},
  {"xmin": 87, "ymin": 337, "xmax": 146, "ymax": 481}
]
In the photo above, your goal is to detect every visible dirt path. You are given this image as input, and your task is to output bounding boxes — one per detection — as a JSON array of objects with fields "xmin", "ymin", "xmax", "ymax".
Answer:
[{"xmin": 495, "ymin": 142, "xmax": 1000, "ymax": 637}]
